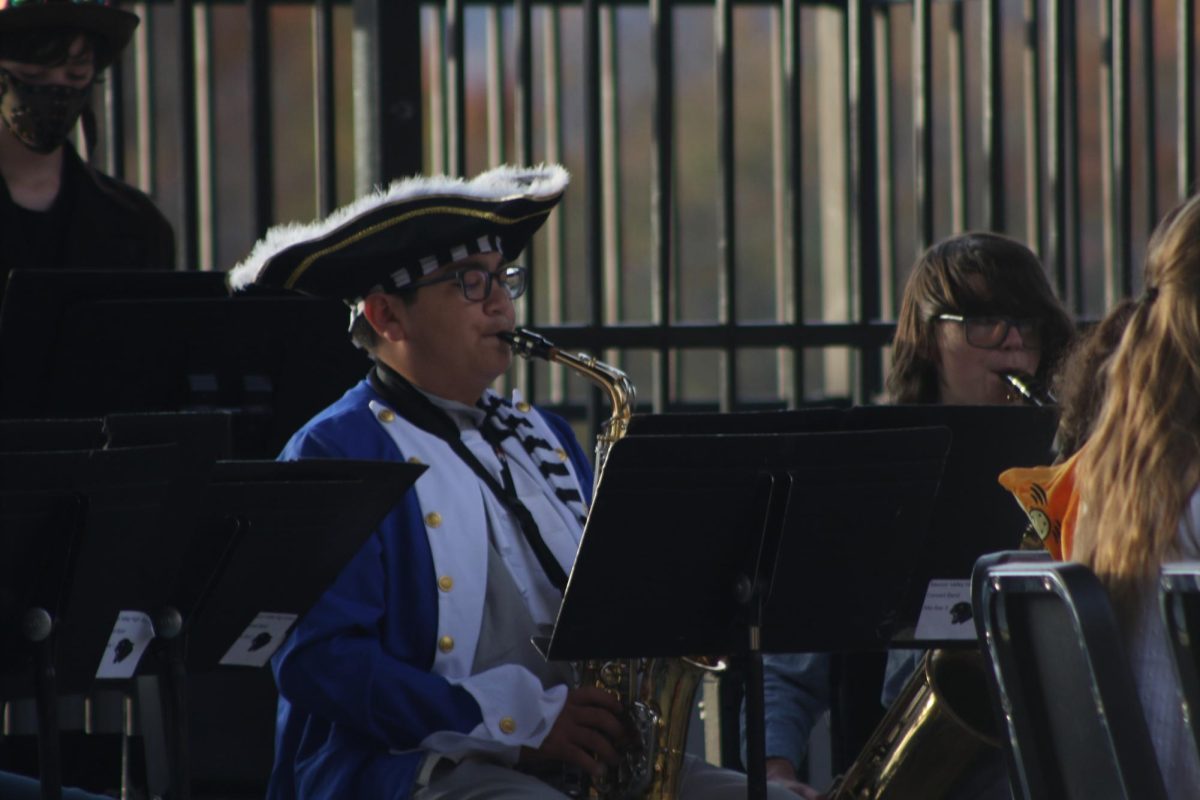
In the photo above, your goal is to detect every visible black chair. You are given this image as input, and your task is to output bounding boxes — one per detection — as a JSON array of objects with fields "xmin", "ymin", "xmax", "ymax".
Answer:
[
  {"xmin": 1159, "ymin": 561, "xmax": 1200, "ymax": 763},
  {"xmin": 972, "ymin": 555, "xmax": 1167, "ymax": 800}
]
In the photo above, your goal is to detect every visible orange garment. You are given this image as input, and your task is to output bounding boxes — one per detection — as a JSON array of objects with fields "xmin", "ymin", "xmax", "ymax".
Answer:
[{"xmin": 997, "ymin": 448, "xmax": 1083, "ymax": 561}]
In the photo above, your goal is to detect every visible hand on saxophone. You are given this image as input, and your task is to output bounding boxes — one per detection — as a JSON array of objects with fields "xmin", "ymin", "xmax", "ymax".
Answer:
[
  {"xmin": 519, "ymin": 686, "xmax": 627, "ymax": 779},
  {"xmin": 765, "ymin": 757, "xmax": 828, "ymax": 800}
]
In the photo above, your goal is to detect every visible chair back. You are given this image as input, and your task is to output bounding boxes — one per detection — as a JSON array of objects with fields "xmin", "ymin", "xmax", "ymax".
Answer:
[
  {"xmin": 1160, "ymin": 562, "xmax": 1200, "ymax": 761},
  {"xmin": 972, "ymin": 556, "xmax": 1167, "ymax": 800}
]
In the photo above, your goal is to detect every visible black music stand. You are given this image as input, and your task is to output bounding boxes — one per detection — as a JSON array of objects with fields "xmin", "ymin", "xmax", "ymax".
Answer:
[
  {"xmin": 135, "ymin": 458, "xmax": 426, "ymax": 800},
  {"xmin": 846, "ymin": 405, "xmax": 1059, "ymax": 640},
  {"xmin": 546, "ymin": 426, "xmax": 952, "ymax": 800},
  {"xmin": 0, "ymin": 443, "xmax": 187, "ymax": 800},
  {"xmin": 0, "ymin": 270, "xmax": 369, "ymax": 458},
  {"xmin": 624, "ymin": 405, "xmax": 1058, "ymax": 771}
]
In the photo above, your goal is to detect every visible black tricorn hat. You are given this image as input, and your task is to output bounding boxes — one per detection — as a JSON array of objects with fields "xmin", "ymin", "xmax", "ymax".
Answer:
[
  {"xmin": 0, "ymin": 0, "xmax": 140, "ymax": 68},
  {"xmin": 228, "ymin": 164, "xmax": 569, "ymax": 303}
]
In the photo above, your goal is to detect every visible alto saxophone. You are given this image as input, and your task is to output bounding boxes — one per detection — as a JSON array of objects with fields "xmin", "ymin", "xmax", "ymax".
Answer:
[
  {"xmin": 830, "ymin": 375, "xmax": 1054, "ymax": 798},
  {"xmin": 500, "ymin": 327, "xmax": 725, "ymax": 799}
]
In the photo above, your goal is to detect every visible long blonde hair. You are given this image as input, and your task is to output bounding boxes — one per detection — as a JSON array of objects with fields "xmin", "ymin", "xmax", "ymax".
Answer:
[{"xmin": 1074, "ymin": 194, "xmax": 1200, "ymax": 605}]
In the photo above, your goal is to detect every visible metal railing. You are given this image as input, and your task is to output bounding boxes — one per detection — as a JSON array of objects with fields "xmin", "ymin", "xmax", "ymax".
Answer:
[{"xmin": 92, "ymin": 0, "xmax": 1196, "ymax": 424}]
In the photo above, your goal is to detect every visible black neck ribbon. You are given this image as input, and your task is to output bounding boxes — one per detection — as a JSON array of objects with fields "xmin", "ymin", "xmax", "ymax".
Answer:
[{"xmin": 369, "ymin": 363, "xmax": 569, "ymax": 593}]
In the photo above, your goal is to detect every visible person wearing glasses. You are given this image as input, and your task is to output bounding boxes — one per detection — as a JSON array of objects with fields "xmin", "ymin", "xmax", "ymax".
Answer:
[
  {"xmin": 753, "ymin": 231, "xmax": 1073, "ymax": 798},
  {"xmin": 0, "ymin": 0, "xmax": 174, "ymax": 304},
  {"xmin": 231, "ymin": 165, "xmax": 788, "ymax": 800}
]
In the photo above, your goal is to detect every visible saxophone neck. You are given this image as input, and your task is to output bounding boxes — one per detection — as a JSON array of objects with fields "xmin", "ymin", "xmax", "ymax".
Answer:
[
  {"xmin": 501, "ymin": 328, "xmax": 637, "ymax": 429},
  {"xmin": 1002, "ymin": 371, "xmax": 1057, "ymax": 407},
  {"xmin": 501, "ymin": 328, "xmax": 635, "ymax": 492}
]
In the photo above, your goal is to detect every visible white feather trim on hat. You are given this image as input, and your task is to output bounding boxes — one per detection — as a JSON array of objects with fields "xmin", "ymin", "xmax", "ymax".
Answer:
[{"xmin": 227, "ymin": 163, "xmax": 569, "ymax": 291}]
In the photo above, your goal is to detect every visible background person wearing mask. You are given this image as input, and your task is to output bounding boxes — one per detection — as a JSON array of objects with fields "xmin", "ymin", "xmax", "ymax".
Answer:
[{"xmin": 0, "ymin": 0, "xmax": 173, "ymax": 306}]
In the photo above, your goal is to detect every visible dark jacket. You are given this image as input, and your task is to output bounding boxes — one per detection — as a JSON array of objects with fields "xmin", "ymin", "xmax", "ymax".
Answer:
[{"xmin": 1, "ymin": 142, "xmax": 174, "ymax": 293}]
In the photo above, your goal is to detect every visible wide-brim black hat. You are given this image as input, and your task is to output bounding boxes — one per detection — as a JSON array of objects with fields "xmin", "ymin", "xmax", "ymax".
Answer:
[
  {"xmin": 228, "ymin": 164, "xmax": 569, "ymax": 303},
  {"xmin": 0, "ymin": 0, "xmax": 140, "ymax": 67}
]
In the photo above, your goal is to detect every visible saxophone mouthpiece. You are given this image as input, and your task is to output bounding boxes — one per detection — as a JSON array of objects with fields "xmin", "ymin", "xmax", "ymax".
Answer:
[
  {"xmin": 1002, "ymin": 371, "xmax": 1057, "ymax": 407},
  {"xmin": 500, "ymin": 327, "xmax": 557, "ymax": 360}
]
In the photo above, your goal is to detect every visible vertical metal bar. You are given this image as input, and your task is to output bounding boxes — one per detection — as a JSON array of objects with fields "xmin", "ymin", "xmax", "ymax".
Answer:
[
  {"xmin": 1023, "ymin": 0, "xmax": 1044, "ymax": 255},
  {"xmin": 786, "ymin": 0, "xmax": 803, "ymax": 405},
  {"xmin": 770, "ymin": 6, "xmax": 785, "ymax": 400},
  {"xmin": 313, "ymin": 0, "xmax": 337, "ymax": 214},
  {"xmin": 1181, "ymin": 0, "xmax": 1196, "ymax": 200},
  {"xmin": 543, "ymin": 8, "xmax": 566, "ymax": 403},
  {"xmin": 913, "ymin": 0, "xmax": 933, "ymax": 251},
  {"xmin": 445, "ymin": 0, "xmax": 466, "ymax": 176},
  {"xmin": 716, "ymin": 0, "xmax": 736, "ymax": 412},
  {"xmin": 1142, "ymin": 0, "xmax": 1158, "ymax": 228},
  {"xmin": 1066, "ymin": 0, "xmax": 1082, "ymax": 311},
  {"xmin": 104, "ymin": 59, "xmax": 124, "ymax": 179},
  {"xmin": 601, "ymin": 5, "xmax": 623, "ymax": 325},
  {"xmin": 945, "ymin": 0, "xmax": 964, "ymax": 231},
  {"xmin": 176, "ymin": 0, "xmax": 198, "ymax": 268},
  {"xmin": 352, "ymin": 0, "xmax": 422, "ymax": 191},
  {"xmin": 134, "ymin": 2, "xmax": 154, "ymax": 197},
  {"xmin": 776, "ymin": 1, "xmax": 803, "ymax": 406},
  {"xmin": 514, "ymin": 0, "xmax": 534, "ymax": 166},
  {"xmin": 248, "ymin": 0, "xmax": 273, "ymax": 239},
  {"xmin": 486, "ymin": 6, "xmax": 505, "ymax": 167},
  {"xmin": 584, "ymin": 0, "xmax": 602, "ymax": 329},
  {"xmin": 1111, "ymin": 0, "xmax": 1133, "ymax": 300},
  {"xmin": 1046, "ymin": 0, "xmax": 1075, "ymax": 303},
  {"xmin": 193, "ymin": 5, "xmax": 215, "ymax": 269},
  {"xmin": 584, "ymin": 0, "xmax": 603, "ymax": 432},
  {"xmin": 1046, "ymin": 0, "xmax": 1065, "ymax": 284},
  {"xmin": 651, "ymin": 0, "xmax": 675, "ymax": 413},
  {"xmin": 513, "ymin": 0, "xmax": 534, "ymax": 397},
  {"xmin": 847, "ymin": 0, "xmax": 882, "ymax": 402},
  {"xmin": 948, "ymin": 1, "xmax": 967, "ymax": 231},
  {"xmin": 982, "ymin": 0, "xmax": 1005, "ymax": 232},
  {"xmin": 427, "ymin": 7, "xmax": 446, "ymax": 174},
  {"xmin": 877, "ymin": 10, "xmax": 895, "ymax": 317},
  {"xmin": 1100, "ymin": 0, "xmax": 1116, "ymax": 301}
]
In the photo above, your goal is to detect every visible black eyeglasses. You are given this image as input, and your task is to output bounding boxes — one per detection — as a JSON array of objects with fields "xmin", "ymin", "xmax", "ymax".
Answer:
[
  {"xmin": 935, "ymin": 314, "xmax": 1042, "ymax": 350},
  {"xmin": 403, "ymin": 264, "xmax": 528, "ymax": 302}
]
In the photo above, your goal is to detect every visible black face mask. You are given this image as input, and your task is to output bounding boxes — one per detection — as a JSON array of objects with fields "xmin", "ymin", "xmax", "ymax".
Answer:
[{"xmin": 0, "ymin": 68, "xmax": 93, "ymax": 154}]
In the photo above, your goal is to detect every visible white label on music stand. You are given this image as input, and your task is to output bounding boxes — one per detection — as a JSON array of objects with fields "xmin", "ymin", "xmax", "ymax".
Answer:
[
  {"xmin": 95, "ymin": 611, "xmax": 156, "ymax": 679},
  {"xmin": 914, "ymin": 579, "xmax": 975, "ymax": 640},
  {"xmin": 219, "ymin": 612, "xmax": 298, "ymax": 667}
]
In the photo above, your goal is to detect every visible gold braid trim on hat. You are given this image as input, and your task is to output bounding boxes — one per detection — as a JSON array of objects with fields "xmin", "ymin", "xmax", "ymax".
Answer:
[{"xmin": 284, "ymin": 204, "xmax": 554, "ymax": 290}]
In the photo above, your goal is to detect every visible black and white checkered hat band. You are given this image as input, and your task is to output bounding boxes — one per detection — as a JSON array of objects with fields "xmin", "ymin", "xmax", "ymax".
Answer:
[{"xmin": 388, "ymin": 233, "xmax": 504, "ymax": 291}]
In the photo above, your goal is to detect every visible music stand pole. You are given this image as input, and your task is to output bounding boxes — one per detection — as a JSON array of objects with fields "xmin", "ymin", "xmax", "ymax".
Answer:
[
  {"xmin": 26, "ymin": 609, "xmax": 61, "ymax": 800},
  {"xmin": 738, "ymin": 571, "xmax": 768, "ymax": 800},
  {"xmin": 154, "ymin": 607, "xmax": 190, "ymax": 800}
]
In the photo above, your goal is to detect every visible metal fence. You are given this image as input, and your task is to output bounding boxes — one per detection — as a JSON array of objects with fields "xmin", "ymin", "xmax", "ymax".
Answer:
[{"xmin": 92, "ymin": 0, "xmax": 1197, "ymax": 425}]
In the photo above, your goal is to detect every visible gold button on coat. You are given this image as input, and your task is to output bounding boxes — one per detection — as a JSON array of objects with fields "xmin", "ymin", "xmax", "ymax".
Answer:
[
  {"xmin": 555, "ymin": 448, "xmax": 567, "ymax": 461},
  {"xmin": 438, "ymin": 576, "xmax": 453, "ymax": 592},
  {"xmin": 516, "ymin": 401, "xmax": 531, "ymax": 413},
  {"xmin": 377, "ymin": 408, "xmax": 396, "ymax": 423},
  {"xmin": 425, "ymin": 512, "xmax": 442, "ymax": 528},
  {"xmin": 407, "ymin": 455, "xmax": 422, "ymax": 465},
  {"xmin": 438, "ymin": 636, "xmax": 454, "ymax": 653},
  {"xmin": 499, "ymin": 716, "xmax": 517, "ymax": 734}
]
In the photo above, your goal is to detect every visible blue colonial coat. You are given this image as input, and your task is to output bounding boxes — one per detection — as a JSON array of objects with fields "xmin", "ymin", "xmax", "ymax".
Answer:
[{"xmin": 267, "ymin": 379, "xmax": 593, "ymax": 799}]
